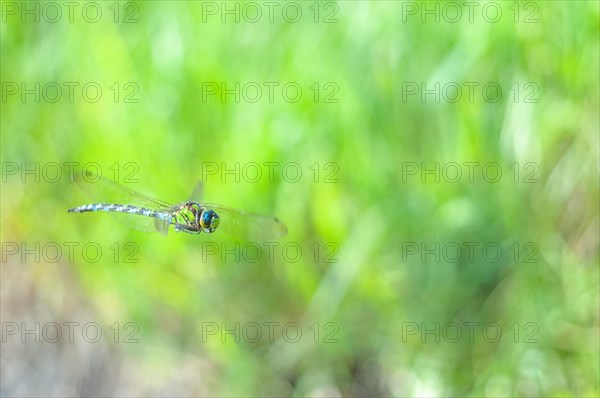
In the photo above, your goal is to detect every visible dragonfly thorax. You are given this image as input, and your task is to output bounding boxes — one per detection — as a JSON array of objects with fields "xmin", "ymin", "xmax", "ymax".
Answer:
[{"xmin": 171, "ymin": 202, "xmax": 219, "ymax": 234}]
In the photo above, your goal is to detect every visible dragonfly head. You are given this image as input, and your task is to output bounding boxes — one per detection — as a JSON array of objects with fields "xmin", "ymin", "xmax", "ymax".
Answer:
[{"xmin": 200, "ymin": 209, "xmax": 220, "ymax": 233}]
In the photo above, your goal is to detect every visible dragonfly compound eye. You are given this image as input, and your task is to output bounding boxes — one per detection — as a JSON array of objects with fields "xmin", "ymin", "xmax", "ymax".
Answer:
[{"xmin": 201, "ymin": 209, "xmax": 220, "ymax": 233}]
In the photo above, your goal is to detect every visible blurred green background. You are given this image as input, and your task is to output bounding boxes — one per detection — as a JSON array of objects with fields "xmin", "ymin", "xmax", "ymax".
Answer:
[{"xmin": 1, "ymin": 1, "xmax": 598, "ymax": 396}]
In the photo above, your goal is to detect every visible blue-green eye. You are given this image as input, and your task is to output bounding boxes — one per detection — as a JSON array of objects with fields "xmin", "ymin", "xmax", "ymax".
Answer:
[{"xmin": 200, "ymin": 210, "xmax": 219, "ymax": 232}]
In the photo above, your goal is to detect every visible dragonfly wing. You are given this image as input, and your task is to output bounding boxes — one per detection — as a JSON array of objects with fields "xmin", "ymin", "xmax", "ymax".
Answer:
[
  {"xmin": 72, "ymin": 170, "xmax": 174, "ymax": 234},
  {"xmin": 155, "ymin": 218, "xmax": 170, "ymax": 235},
  {"xmin": 202, "ymin": 204, "xmax": 288, "ymax": 241},
  {"xmin": 188, "ymin": 182, "xmax": 204, "ymax": 202},
  {"xmin": 94, "ymin": 211, "xmax": 172, "ymax": 234},
  {"xmin": 74, "ymin": 170, "xmax": 174, "ymax": 210}
]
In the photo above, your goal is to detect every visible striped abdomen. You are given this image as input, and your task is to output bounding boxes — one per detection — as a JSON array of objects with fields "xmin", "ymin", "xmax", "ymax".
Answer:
[{"xmin": 68, "ymin": 203, "xmax": 168, "ymax": 221}]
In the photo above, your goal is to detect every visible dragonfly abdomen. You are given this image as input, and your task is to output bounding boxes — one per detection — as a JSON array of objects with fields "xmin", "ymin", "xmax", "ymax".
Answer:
[{"xmin": 68, "ymin": 203, "xmax": 167, "ymax": 220}]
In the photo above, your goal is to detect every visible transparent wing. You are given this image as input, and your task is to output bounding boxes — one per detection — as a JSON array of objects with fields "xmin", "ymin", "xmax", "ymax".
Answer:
[
  {"xmin": 202, "ymin": 203, "xmax": 288, "ymax": 241},
  {"xmin": 77, "ymin": 211, "xmax": 171, "ymax": 235},
  {"xmin": 188, "ymin": 181, "xmax": 204, "ymax": 202},
  {"xmin": 71, "ymin": 171, "xmax": 174, "ymax": 234},
  {"xmin": 74, "ymin": 170, "xmax": 175, "ymax": 210}
]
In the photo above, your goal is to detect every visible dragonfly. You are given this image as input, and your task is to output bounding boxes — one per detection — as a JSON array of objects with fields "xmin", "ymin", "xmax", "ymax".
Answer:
[{"xmin": 67, "ymin": 171, "xmax": 287, "ymax": 240}]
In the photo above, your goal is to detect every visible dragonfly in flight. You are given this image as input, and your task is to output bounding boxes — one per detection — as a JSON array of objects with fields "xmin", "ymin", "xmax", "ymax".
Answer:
[{"xmin": 68, "ymin": 171, "xmax": 287, "ymax": 240}]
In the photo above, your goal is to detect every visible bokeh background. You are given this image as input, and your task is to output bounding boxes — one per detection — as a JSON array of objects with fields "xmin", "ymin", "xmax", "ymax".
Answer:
[{"xmin": 1, "ymin": 1, "xmax": 599, "ymax": 396}]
